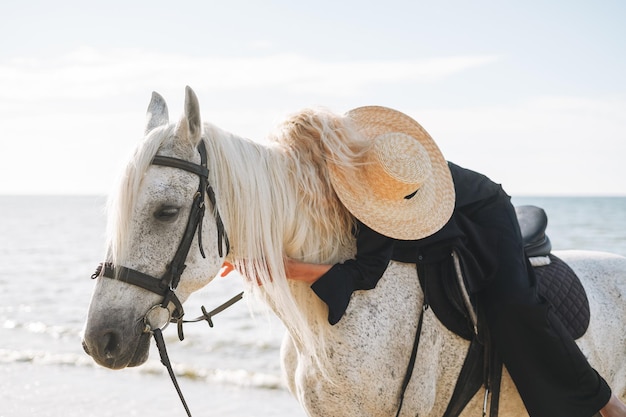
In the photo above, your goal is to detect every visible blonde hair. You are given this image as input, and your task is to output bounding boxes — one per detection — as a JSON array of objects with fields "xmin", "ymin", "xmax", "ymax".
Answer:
[{"xmin": 271, "ymin": 108, "xmax": 372, "ymax": 257}]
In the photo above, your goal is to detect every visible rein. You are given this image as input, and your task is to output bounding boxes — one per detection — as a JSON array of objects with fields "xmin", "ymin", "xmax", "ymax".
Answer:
[
  {"xmin": 91, "ymin": 141, "xmax": 242, "ymax": 417},
  {"xmin": 151, "ymin": 293, "xmax": 244, "ymax": 417}
]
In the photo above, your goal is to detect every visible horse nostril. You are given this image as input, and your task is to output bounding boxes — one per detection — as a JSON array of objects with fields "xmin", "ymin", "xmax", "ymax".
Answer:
[
  {"xmin": 82, "ymin": 340, "xmax": 91, "ymax": 356},
  {"xmin": 102, "ymin": 331, "xmax": 120, "ymax": 359}
]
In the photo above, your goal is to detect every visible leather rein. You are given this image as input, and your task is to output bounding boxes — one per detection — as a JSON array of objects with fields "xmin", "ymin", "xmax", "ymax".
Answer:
[{"xmin": 91, "ymin": 141, "xmax": 243, "ymax": 417}]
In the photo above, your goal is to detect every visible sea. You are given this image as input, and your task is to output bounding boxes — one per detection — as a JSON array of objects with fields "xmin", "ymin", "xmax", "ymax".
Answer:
[{"xmin": 1, "ymin": 195, "xmax": 625, "ymax": 417}]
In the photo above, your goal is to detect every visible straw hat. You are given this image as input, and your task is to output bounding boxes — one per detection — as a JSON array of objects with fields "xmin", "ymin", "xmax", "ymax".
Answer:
[{"xmin": 328, "ymin": 106, "xmax": 455, "ymax": 240}]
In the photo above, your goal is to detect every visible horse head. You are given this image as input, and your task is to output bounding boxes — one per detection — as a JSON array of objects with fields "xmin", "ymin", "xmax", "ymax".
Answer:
[{"xmin": 82, "ymin": 87, "xmax": 226, "ymax": 369}]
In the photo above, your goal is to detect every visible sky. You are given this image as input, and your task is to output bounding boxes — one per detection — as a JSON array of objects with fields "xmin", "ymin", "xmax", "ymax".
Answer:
[{"xmin": 1, "ymin": 0, "xmax": 625, "ymax": 195}]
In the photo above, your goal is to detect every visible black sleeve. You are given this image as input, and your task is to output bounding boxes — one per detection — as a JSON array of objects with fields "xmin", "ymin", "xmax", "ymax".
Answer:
[
  {"xmin": 311, "ymin": 222, "xmax": 394, "ymax": 324},
  {"xmin": 447, "ymin": 162, "xmax": 503, "ymax": 209}
]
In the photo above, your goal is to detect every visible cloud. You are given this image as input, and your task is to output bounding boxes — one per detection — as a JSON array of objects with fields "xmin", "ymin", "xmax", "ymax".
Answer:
[
  {"xmin": 1, "ymin": 47, "xmax": 623, "ymax": 195},
  {"xmin": 0, "ymin": 47, "xmax": 499, "ymax": 102}
]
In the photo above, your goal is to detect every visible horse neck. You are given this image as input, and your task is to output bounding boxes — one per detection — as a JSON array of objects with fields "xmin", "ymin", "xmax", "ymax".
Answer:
[
  {"xmin": 204, "ymin": 126, "xmax": 353, "ymax": 360},
  {"xmin": 206, "ymin": 127, "xmax": 353, "ymax": 265}
]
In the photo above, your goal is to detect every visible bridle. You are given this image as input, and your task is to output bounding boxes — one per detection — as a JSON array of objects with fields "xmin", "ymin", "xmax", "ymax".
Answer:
[
  {"xmin": 93, "ymin": 140, "xmax": 231, "ymax": 328},
  {"xmin": 91, "ymin": 140, "xmax": 242, "ymax": 417}
]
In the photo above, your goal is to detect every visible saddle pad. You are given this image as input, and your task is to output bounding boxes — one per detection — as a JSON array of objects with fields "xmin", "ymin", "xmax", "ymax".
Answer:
[{"xmin": 534, "ymin": 254, "xmax": 590, "ymax": 340}]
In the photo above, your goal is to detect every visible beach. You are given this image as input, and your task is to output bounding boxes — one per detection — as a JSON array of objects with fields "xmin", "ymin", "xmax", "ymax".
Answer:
[{"xmin": 1, "ymin": 361, "xmax": 304, "ymax": 417}]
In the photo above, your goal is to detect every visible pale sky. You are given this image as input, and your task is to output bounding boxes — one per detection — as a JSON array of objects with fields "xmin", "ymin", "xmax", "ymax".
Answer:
[{"xmin": 1, "ymin": 0, "xmax": 624, "ymax": 195}]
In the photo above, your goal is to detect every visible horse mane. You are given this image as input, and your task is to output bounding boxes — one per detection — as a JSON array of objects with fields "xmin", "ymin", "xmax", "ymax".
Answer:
[
  {"xmin": 106, "ymin": 108, "xmax": 372, "ymax": 372},
  {"xmin": 105, "ymin": 124, "xmax": 173, "ymax": 266},
  {"xmin": 204, "ymin": 109, "xmax": 371, "ymax": 368}
]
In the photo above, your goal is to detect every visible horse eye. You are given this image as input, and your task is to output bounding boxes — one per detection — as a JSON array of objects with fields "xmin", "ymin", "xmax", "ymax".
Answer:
[{"xmin": 154, "ymin": 206, "xmax": 180, "ymax": 222}]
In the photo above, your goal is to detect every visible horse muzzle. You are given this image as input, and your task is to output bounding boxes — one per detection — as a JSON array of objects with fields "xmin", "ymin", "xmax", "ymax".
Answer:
[{"xmin": 82, "ymin": 319, "xmax": 151, "ymax": 369}]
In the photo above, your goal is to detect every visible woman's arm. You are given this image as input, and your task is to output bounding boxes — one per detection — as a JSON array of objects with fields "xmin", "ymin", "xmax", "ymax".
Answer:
[
  {"xmin": 285, "ymin": 258, "xmax": 332, "ymax": 284},
  {"xmin": 286, "ymin": 221, "xmax": 396, "ymax": 324}
]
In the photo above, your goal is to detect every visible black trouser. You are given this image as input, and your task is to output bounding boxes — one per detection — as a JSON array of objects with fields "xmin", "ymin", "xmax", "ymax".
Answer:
[{"xmin": 475, "ymin": 192, "xmax": 611, "ymax": 417}]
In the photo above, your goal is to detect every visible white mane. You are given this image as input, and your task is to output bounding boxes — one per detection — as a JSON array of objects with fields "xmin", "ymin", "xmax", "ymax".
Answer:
[
  {"xmin": 105, "ymin": 124, "xmax": 173, "ymax": 266},
  {"xmin": 106, "ymin": 108, "xmax": 372, "ymax": 369}
]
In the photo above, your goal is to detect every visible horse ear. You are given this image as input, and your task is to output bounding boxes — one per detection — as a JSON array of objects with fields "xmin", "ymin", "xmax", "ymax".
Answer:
[
  {"xmin": 145, "ymin": 92, "xmax": 169, "ymax": 135},
  {"xmin": 184, "ymin": 86, "xmax": 202, "ymax": 146}
]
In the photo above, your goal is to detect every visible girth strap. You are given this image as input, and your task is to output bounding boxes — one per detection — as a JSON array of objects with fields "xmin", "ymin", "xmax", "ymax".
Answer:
[
  {"xmin": 404, "ymin": 259, "xmax": 503, "ymax": 417},
  {"xmin": 441, "ymin": 337, "xmax": 485, "ymax": 417}
]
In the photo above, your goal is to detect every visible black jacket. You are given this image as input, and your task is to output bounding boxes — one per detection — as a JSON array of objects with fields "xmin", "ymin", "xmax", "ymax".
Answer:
[{"xmin": 311, "ymin": 162, "xmax": 506, "ymax": 324}]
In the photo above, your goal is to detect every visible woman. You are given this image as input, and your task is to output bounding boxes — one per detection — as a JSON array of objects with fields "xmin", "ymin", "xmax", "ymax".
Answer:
[{"xmin": 284, "ymin": 106, "xmax": 625, "ymax": 417}]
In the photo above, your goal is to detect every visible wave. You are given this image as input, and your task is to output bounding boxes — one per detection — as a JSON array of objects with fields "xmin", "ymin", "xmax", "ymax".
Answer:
[
  {"xmin": 0, "ymin": 348, "xmax": 286, "ymax": 391},
  {"xmin": 2, "ymin": 318, "xmax": 78, "ymax": 339}
]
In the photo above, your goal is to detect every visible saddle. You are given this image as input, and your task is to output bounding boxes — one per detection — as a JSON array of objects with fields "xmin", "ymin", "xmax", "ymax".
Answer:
[
  {"xmin": 423, "ymin": 205, "xmax": 590, "ymax": 341},
  {"xmin": 418, "ymin": 205, "xmax": 591, "ymax": 417}
]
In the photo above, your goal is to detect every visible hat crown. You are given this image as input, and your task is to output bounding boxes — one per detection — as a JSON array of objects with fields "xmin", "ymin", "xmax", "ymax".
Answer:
[
  {"xmin": 368, "ymin": 132, "xmax": 432, "ymax": 200},
  {"xmin": 328, "ymin": 106, "xmax": 455, "ymax": 240}
]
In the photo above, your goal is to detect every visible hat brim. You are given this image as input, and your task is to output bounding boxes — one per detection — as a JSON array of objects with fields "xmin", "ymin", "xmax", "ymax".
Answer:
[{"xmin": 328, "ymin": 106, "xmax": 455, "ymax": 240}]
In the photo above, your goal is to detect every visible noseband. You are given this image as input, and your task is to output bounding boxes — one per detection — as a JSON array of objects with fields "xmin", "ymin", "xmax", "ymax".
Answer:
[{"xmin": 92, "ymin": 140, "xmax": 230, "ymax": 330}]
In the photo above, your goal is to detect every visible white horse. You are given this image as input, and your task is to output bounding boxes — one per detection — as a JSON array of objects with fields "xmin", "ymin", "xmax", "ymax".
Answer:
[{"xmin": 83, "ymin": 87, "xmax": 626, "ymax": 416}]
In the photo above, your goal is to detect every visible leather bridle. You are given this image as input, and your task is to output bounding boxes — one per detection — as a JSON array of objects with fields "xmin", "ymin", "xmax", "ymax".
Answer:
[
  {"xmin": 91, "ymin": 141, "xmax": 240, "ymax": 417},
  {"xmin": 93, "ymin": 140, "xmax": 230, "ymax": 329}
]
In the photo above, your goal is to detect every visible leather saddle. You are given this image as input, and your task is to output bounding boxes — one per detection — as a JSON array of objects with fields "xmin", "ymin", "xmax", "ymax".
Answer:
[
  {"xmin": 515, "ymin": 205, "xmax": 552, "ymax": 257},
  {"xmin": 425, "ymin": 205, "xmax": 590, "ymax": 341}
]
